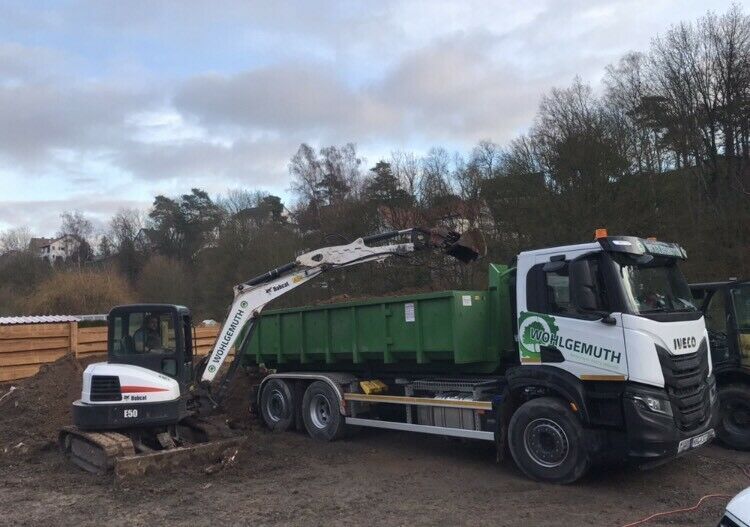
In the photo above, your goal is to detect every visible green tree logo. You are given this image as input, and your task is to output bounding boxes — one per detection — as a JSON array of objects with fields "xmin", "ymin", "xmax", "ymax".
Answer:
[{"xmin": 518, "ymin": 312, "xmax": 559, "ymax": 363}]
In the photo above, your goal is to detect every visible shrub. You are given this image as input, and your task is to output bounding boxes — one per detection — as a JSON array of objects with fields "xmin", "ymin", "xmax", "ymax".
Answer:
[{"xmin": 24, "ymin": 268, "xmax": 134, "ymax": 314}]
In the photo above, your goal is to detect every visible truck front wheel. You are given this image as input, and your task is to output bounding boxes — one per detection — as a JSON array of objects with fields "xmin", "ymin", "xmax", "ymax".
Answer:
[
  {"xmin": 302, "ymin": 381, "xmax": 347, "ymax": 441},
  {"xmin": 508, "ymin": 397, "xmax": 589, "ymax": 484},
  {"xmin": 717, "ymin": 383, "xmax": 750, "ymax": 451},
  {"xmin": 260, "ymin": 379, "xmax": 295, "ymax": 432}
]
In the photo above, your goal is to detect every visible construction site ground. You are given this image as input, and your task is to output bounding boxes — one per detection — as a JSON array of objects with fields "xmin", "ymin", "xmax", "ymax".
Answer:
[{"xmin": 2, "ymin": 356, "xmax": 749, "ymax": 527}]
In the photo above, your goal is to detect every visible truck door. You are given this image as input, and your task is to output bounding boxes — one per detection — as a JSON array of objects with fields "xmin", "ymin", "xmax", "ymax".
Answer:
[
  {"xmin": 520, "ymin": 253, "xmax": 628, "ymax": 378},
  {"xmin": 704, "ymin": 288, "xmax": 732, "ymax": 367},
  {"xmin": 730, "ymin": 285, "xmax": 750, "ymax": 368}
]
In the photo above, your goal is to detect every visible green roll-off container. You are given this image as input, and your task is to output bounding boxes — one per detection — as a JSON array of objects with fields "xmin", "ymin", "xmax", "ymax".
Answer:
[{"xmin": 241, "ymin": 264, "xmax": 515, "ymax": 374}]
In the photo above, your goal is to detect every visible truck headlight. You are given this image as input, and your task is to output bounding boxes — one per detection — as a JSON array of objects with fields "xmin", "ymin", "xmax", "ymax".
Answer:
[{"xmin": 633, "ymin": 395, "xmax": 673, "ymax": 417}]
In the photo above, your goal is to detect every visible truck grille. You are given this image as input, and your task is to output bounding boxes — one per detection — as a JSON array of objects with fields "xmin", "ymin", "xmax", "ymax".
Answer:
[
  {"xmin": 90, "ymin": 375, "xmax": 121, "ymax": 402},
  {"xmin": 656, "ymin": 339, "xmax": 710, "ymax": 433}
]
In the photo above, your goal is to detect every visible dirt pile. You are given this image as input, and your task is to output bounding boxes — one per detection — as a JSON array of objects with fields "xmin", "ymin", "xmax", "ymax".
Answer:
[
  {"xmin": 221, "ymin": 367, "xmax": 264, "ymax": 429},
  {"xmin": 0, "ymin": 353, "xmax": 90, "ymax": 453}
]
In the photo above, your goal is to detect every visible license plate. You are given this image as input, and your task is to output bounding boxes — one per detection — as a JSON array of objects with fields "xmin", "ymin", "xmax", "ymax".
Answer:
[{"xmin": 678, "ymin": 429, "xmax": 715, "ymax": 453}]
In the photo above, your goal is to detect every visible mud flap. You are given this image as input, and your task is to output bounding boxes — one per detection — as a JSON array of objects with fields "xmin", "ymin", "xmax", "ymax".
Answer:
[{"xmin": 493, "ymin": 395, "xmax": 507, "ymax": 463}]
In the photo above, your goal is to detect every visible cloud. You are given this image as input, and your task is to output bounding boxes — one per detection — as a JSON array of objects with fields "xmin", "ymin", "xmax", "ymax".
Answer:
[
  {"xmin": 0, "ymin": 82, "xmax": 150, "ymax": 164},
  {"xmin": 116, "ymin": 137, "xmax": 297, "ymax": 190},
  {"xmin": 0, "ymin": 197, "xmax": 150, "ymax": 234},
  {"xmin": 0, "ymin": 0, "xmax": 734, "ymax": 235},
  {"xmin": 174, "ymin": 65, "xmax": 362, "ymax": 134}
]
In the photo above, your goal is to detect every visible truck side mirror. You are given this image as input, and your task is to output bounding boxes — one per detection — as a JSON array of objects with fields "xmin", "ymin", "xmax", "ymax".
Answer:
[{"xmin": 570, "ymin": 259, "xmax": 599, "ymax": 312}]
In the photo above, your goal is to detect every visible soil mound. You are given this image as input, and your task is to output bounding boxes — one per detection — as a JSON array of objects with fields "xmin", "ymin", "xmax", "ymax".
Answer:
[
  {"xmin": 222, "ymin": 366, "xmax": 264, "ymax": 429},
  {"xmin": 0, "ymin": 353, "xmax": 92, "ymax": 453}
]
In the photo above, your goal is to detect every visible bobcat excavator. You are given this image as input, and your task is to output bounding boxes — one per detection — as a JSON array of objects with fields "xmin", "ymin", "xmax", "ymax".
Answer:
[{"xmin": 59, "ymin": 227, "xmax": 483, "ymax": 475}]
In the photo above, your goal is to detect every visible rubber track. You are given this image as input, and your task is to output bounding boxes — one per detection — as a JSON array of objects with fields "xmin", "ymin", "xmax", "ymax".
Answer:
[{"xmin": 59, "ymin": 426, "xmax": 135, "ymax": 474}]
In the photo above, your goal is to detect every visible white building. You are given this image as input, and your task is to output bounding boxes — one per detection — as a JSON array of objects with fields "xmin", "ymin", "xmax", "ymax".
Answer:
[{"xmin": 37, "ymin": 235, "xmax": 80, "ymax": 263}]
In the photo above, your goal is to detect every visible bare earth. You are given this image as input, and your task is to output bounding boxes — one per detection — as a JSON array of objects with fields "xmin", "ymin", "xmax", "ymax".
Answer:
[
  {"xmin": 2, "ymin": 427, "xmax": 750, "ymax": 527},
  {"xmin": 1, "ymin": 358, "xmax": 748, "ymax": 527}
]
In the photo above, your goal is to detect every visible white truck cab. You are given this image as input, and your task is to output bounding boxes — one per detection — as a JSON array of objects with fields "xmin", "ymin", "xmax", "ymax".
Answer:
[{"xmin": 511, "ymin": 233, "xmax": 718, "ymax": 470}]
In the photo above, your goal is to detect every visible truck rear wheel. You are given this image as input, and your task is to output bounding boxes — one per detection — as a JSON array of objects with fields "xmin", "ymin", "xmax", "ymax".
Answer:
[
  {"xmin": 508, "ymin": 397, "xmax": 589, "ymax": 484},
  {"xmin": 302, "ymin": 381, "xmax": 346, "ymax": 441},
  {"xmin": 717, "ymin": 384, "xmax": 750, "ymax": 450},
  {"xmin": 260, "ymin": 379, "xmax": 295, "ymax": 432}
]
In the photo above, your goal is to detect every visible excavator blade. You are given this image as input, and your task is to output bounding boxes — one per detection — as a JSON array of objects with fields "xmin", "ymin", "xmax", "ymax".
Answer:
[
  {"xmin": 114, "ymin": 438, "xmax": 243, "ymax": 479},
  {"xmin": 60, "ymin": 420, "xmax": 244, "ymax": 479}
]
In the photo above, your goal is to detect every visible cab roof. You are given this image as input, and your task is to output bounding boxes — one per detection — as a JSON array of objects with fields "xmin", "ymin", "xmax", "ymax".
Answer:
[{"xmin": 519, "ymin": 236, "xmax": 686, "ymax": 260}]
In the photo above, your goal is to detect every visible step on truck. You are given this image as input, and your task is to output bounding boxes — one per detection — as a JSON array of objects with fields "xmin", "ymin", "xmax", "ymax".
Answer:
[
  {"xmin": 691, "ymin": 279, "xmax": 750, "ymax": 449},
  {"xmin": 244, "ymin": 230, "xmax": 718, "ymax": 483}
]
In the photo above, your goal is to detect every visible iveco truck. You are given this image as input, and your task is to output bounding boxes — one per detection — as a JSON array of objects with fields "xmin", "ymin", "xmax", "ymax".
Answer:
[{"xmin": 248, "ymin": 232, "xmax": 718, "ymax": 483}]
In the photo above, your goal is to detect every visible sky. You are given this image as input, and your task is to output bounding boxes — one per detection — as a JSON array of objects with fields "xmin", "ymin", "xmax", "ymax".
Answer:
[{"xmin": 0, "ymin": 0, "xmax": 742, "ymax": 235}]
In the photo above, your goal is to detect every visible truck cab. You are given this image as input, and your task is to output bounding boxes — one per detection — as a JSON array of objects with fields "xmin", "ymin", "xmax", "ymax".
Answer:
[
  {"xmin": 691, "ymin": 279, "xmax": 750, "ymax": 449},
  {"xmin": 513, "ymin": 234, "xmax": 718, "ymax": 470}
]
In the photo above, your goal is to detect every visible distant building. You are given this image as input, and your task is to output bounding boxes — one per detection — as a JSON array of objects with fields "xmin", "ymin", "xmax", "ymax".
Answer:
[{"xmin": 35, "ymin": 235, "xmax": 80, "ymax": 263}]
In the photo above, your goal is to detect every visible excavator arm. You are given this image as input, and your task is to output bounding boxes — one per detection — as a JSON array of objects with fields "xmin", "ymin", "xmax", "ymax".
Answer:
[{"xmin": 200, "ymin": 227, "xmax": 483, "ymax": 385}]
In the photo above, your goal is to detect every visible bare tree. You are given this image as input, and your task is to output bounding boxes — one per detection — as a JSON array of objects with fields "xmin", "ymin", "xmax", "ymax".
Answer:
[
  {"xmin": 0, "ymin": 226, "xmax": 32, "ymax": 254},
  {"xmin": 109, "ymin": 209, "xmax": 144, "ymax": 249},
  {"xmin": 419, "ymin": 147, "xmax": 453, "ymax": 207},
  {"xmin": 59, "ymin": 210, "xmax": 94, "ymax": 264},
  {"xmin": 289, "ymin": 143, "xmax": 323, "ymax": 205},
  {"xmin": 391, "ymin": 150, "xmax": 421, "ymax": 199}
]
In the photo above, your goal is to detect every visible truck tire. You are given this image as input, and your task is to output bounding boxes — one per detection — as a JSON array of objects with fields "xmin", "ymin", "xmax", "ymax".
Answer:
[
  {"xmin": 508, "ymin": 397, "xmax": 589, "ymax": 484},
  {"xmin": 717, "ymin": 383, "xmax": 750, "ymax": 451},
  {"xmin": 260, "ymin": 379, "xmax": 295, "ymax": 432},
  {"xmin": 302, "ymin": 381, "xmax": 347, "ymax": 441}
]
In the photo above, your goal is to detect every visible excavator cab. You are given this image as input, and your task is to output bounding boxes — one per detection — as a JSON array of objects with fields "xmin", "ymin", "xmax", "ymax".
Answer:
[{"xmin": 107, "ymin": 304, "xmax": 194, "ymax": 387}]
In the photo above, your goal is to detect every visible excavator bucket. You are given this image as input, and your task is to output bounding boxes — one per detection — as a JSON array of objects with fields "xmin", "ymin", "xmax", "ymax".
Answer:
[{"xmin": 429, "ymin": 228, "xmax": 486, "ymax": 263}]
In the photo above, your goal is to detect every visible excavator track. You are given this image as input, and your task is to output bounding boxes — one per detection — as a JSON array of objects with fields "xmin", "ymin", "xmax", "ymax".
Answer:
[{"xmin": 59, "ymin": 426, "xmax": 135, "ymax": 474}]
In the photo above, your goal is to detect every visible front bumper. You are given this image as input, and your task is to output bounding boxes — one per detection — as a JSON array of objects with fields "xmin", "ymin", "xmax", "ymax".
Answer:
[{"xmin": 622, "ymin": 379, "xmax": 719, "ymax": 467}]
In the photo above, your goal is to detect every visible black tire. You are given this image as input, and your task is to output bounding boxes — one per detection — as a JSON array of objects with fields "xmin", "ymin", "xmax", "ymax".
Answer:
[
  {"xmin": 717, "ymin": 383, "xmax": 750, "ymax": 451},
  {"xmin": 260, "ymin": 379, "xmax": 295, "ymax": 432},
  {"xmin": 508, "ymin": 397, "xmax": 589, "ymax": 484},
  {"xmin": 301, "ymin": 381, "xmax": 347, "ymax": 441}
]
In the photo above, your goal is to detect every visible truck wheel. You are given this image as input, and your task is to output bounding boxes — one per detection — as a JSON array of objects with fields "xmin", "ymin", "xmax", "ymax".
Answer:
[
  {"xmin": 302, "ymin": 381, "xmax": 346, "ymax": 441},
  {"xmin": 717, "ymin": 384, "xmax": 750, "ymax": 451},
  {"xmin": 508, "ymin": 397, "xmax": 589, "ymax": 484},
  {"xmin": 260, "ymin": 379, "xmax": 295, "ymax": 432}
]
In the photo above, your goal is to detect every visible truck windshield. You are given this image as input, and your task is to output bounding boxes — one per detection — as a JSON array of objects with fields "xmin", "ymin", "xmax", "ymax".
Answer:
[{"xmin": 615, "ymin": 256, "xmax": 696, "ymax": 314}]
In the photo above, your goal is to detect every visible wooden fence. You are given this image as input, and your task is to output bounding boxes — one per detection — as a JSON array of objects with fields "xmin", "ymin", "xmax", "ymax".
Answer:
[{"xmin": 0, "ymin": 322, "xmax": 221, "ymax": 382}]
